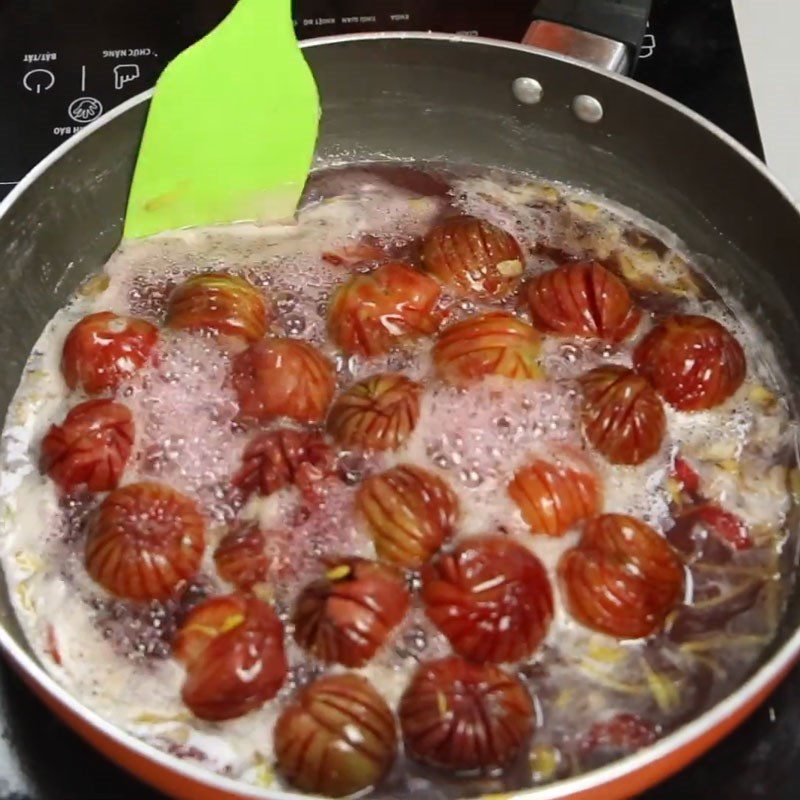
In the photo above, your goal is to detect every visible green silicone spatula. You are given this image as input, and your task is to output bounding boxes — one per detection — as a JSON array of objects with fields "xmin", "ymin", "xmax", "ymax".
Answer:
[{"xmin": 123, "ymin": 0, "xmax": 319, "ymax": 239}]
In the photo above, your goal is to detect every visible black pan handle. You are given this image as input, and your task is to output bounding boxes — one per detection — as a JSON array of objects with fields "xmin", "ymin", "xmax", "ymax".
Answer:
[{"xmin": 526, "ymin": 0, "xmax": 652, "ymax": 72}]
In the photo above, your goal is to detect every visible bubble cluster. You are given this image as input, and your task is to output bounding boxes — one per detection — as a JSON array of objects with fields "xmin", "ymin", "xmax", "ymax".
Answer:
[
  {"xmin": 416, "ymin": 380, "xmax": 581, "ymax": 485},
  {"xmin": 119, "ymin": 332, "xmax": 243, "ymax": 524},
  {"xmin": 93, "ymin": 597, "xmax": 179, "ymax": 660}
]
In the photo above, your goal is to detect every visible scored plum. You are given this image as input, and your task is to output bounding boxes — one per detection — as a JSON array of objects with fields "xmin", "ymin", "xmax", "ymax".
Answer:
[
  {"xmin": 508, "ymin": 450, "xmax": 601, "ymax": 537},
  {"xmin": 559, "ymin": 513, "xmax": 685, "ymax": 638},
  {"xmin": 422, "ymin": 216, "xmax": 524, "ymax": 299},
  {"xmin": 633, "ymin": 314, "xmax": 746, "ymax": 411},
  {"xmin": 581, "ymin": 365, "xmax": 666, "ymax": 465},
  {"xmin": 231, "ymin": 337, "xmax": 335, "ymax": 424},
  {"xmin": 274, "ymin": 672, "xmax": 397, "ymax": 797},
  {"xmin": 433, "ymin": 311, "xmax": 543, "ymax": 386},
  {"xmin": 61, "ymin": 311, "xmax": 158, "ymax": 395},
  {"xmin": 85, "ymin": 481, "xmax": 205, "ymax": 601},
  {"xmin": 422, "ymin": 536, "xmax": 553, "ymax": 663},
  {"xmin": 326, "ymin": 373, "xmax": 422, "ymax": 451},
  {"xmin": 293, "ymin": 557, "xmax": 410, "ymax": 667},
  {"xmin": 526, "ymin": 261, "xmax": 641, "ymax": 342},
  {"xmin": 328, "ymin": 261, "xmax": 443, "ymax": 356},
  {"xmin": 173, "ymin": 594, "xmax": 286, "ymax": 720},
  {"xmin": 213, "ymin": 523, "xmax": 269, "ymax": 590},
  {"xmin": 357, "ymin": 464, "xmax": 459, "ymax": 568},
  {"xmin": 399, "ymin": 656, "xmax": 535, "ymax": 773},
  {"xmin": 165, "ymin": 272, "xmax": 270, "ymax": 342},
  {"xmin": 40, "ymin": 399, "xmax": 134, "ymax": 494},
  {"xmin": 232, "ymin": 427, "xmax": 336, "ymax": 502}
]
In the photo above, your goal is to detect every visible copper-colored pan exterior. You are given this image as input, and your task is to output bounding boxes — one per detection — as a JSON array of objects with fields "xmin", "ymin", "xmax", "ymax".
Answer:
[{"xmin": 1, "ymin": 34, "xmax": 799, "ymax": 800}]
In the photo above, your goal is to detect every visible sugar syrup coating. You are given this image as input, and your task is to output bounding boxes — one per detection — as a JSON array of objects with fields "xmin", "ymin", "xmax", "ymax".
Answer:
[
  {"xmin": 173, "ymin": 594, "xmax": 287, "ymax": 721},
  {"xmin": 633, "ymin": 314, "xmax": 746, "ymax": 411},
  {"xmin": 508, "ymin": 449, "xmax": 601, "ymax": 536},
  {"xmin": 326, "ymin": 372, "xmax": 422, "ymax": 451},
  {"xmin": 559, "ymin": 513, "xmax": 685, "ymax": 638},
  {"xmin": 61, "ymin": 311, "xmax": 159, "ymax": 394},
  {"xmin": 422, "ymin": 536, "xmax": 554, "ymax": 663},
  {"xmin": 274, "ymin": 672, "xmax": 397, "ymax": 797},
  {"xmin": 165, "ymin": 272, "xmax": 271, "ymax": 342},
  {"xmin": 231, "ymin": 337, "xmax": 336, "ymax": 424},
  {"xmin": 421, "ymin": 215, "xmax": 525, "ymax": 298},
  {"xmin": 40, "ymin": 399, "xmax": 134, "ymax": 494},
  {"xmin": 399, "ymin": 656, "xmax": 535, "ymax": 773},
  {"xmin": 328, "ymin": 261, "xmax": 444, "ymax": 356},
  {"xmin": 232, "ymin": 427, "xmax": 337, "ymax": 502},
  {"xmin": 213, "ymin": 522, "xmax": 269, "ymax": 589},
  {"xmin": 526, "ymin": 261, "xmax": 641, "ymax": 342},
  {"xmin": 580, "ymin": 365, "xmax": 666, "ymax": 465},
  {"xmin": 85, "ymin": 481, "xmax": 205, "ymax": 601},
  {"xmin": 357, "ymin": 464, "xmax": 459, "ymax": 568},
  {"xmin": 433, "ymin": 311, "xmax": 543, "ymax": 386},
  {"xmin": 292, "ymin": 557, "xmax": 410, "ymax": 667}
]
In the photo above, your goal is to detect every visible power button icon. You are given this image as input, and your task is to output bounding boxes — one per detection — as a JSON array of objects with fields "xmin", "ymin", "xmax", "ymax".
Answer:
[{"xmin": 23, "ymin": 68, "xmax": 55, "ymax": 94}]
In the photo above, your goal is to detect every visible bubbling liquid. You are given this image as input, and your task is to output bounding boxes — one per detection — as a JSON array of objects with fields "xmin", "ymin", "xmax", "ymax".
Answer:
[{"xmin": 0, "ymin": 163, "xmax": 797, "ymax": 797}]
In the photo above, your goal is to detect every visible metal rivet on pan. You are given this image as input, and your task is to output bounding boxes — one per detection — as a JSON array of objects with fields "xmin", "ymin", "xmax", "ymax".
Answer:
[
  {"xmin": 512, "ymin": 77, "xmax": 544, "ymax": 105},
  {"xmin": 572, "ymin": 94, "xmax": 604, "ymax": 123}
]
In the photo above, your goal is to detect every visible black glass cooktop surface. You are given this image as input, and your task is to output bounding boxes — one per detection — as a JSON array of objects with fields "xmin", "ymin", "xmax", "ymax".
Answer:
[
  {"xmin": 0, "ymin": 2, "xmax": 794, "ymax": 800},
  {"xmin": 0, "ymin": 0, "xmax": 763, "ymax": 198}
]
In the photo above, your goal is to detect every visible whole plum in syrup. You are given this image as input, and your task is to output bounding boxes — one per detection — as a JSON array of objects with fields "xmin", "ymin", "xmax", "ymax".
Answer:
[
  {"xmin": 422, "ymin": 536, "xmax": 553, "ymax": 663},
  {"xmin": 433, "ymin": 312, "xmax": 543, "ymax": 386},
  {"xmin": 165, "ymin": 272, "xmax": 270, "ymax": 342},
  {"xmin": 328, "ymin": 261, "xmax": 444, "ymax": 356},
  {"xmin": 231, "ymin": 337, "xmax": 335, "ymax": 424},
  {"xmin": 40, "ymin": 399, "xmax": 134, "ymax": 494},
  {"xmin": 61, "ymin": 311, "xmax": 159, "ymax": 395},
  {"xmin": 173, "ymin": 594, "xmax": 286, "ymax": 721},
  {"xmin": 399, "ymin": 656, "xmax": 535, "ymax": 773},
  {"xmin": 559, "ymin": 513, "xmax": 685, "ymax": 638},
  {"xmin": 293, "ymin": 557, "xmax": 410, "ymax": 667},
  {"xmin": 633, "ymin": 314, "xmax": 746, "ymax": 410},
  {"xmin": 422, "ymin": 216, "xmax": 524, "ymax": 299},
  {"xmin": 357, "ymin": 464, "xmax": 459, "ymax": 568},
  {"xmin": 526, "ymin": 261, "xmax": 641, "ymax": 342},
  {"xmin": 508, "ymin": 450, "xmax": 601, "ymax": 537},
  {"xmin": 213, "ymin": 522, "xmax": 269, "ymax": 590},
  {"xmin": 580, "ymin": 365, "xmax": 666, "ymax": 465},
  {"xmin": 232, "ymin": 427, "xmax": 336, "ymax": 503},
  {"xmin": 85, "ymin": 481, "xmax": 205, "ymax": 601},
  {"xmin": 326, "ymin": 372, "xmax": 422, "ymax": 451},
  {"xmin": 274, "ymin": 672, "xmax": 397, "ymax": 797}
]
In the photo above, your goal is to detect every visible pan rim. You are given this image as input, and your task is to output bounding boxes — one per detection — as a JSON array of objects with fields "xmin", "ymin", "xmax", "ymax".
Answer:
[{"xmin": 1, "ymin": 30, "xmax": 799, "ymax": 800}]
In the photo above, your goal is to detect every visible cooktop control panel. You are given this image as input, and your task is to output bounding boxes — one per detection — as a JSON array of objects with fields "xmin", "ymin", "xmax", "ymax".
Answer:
[
  {"xmin": 0, "ymin": 0, "xmax": 536, "ymax": 197},
  {"xmin": 0, "ymin": 1, "xmax": 761, "ymax": 200}
]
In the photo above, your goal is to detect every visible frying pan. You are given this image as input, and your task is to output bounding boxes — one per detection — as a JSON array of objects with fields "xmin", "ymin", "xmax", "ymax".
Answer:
[{"xmin": 1, "ymin": 25, "xmax": 800, "ymax": 800}]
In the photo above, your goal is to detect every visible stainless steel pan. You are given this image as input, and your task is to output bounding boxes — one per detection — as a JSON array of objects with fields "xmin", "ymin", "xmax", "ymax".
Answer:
[{"xmin": 1, "ymin": 31, "xmax": 799, "ymax": 800}]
